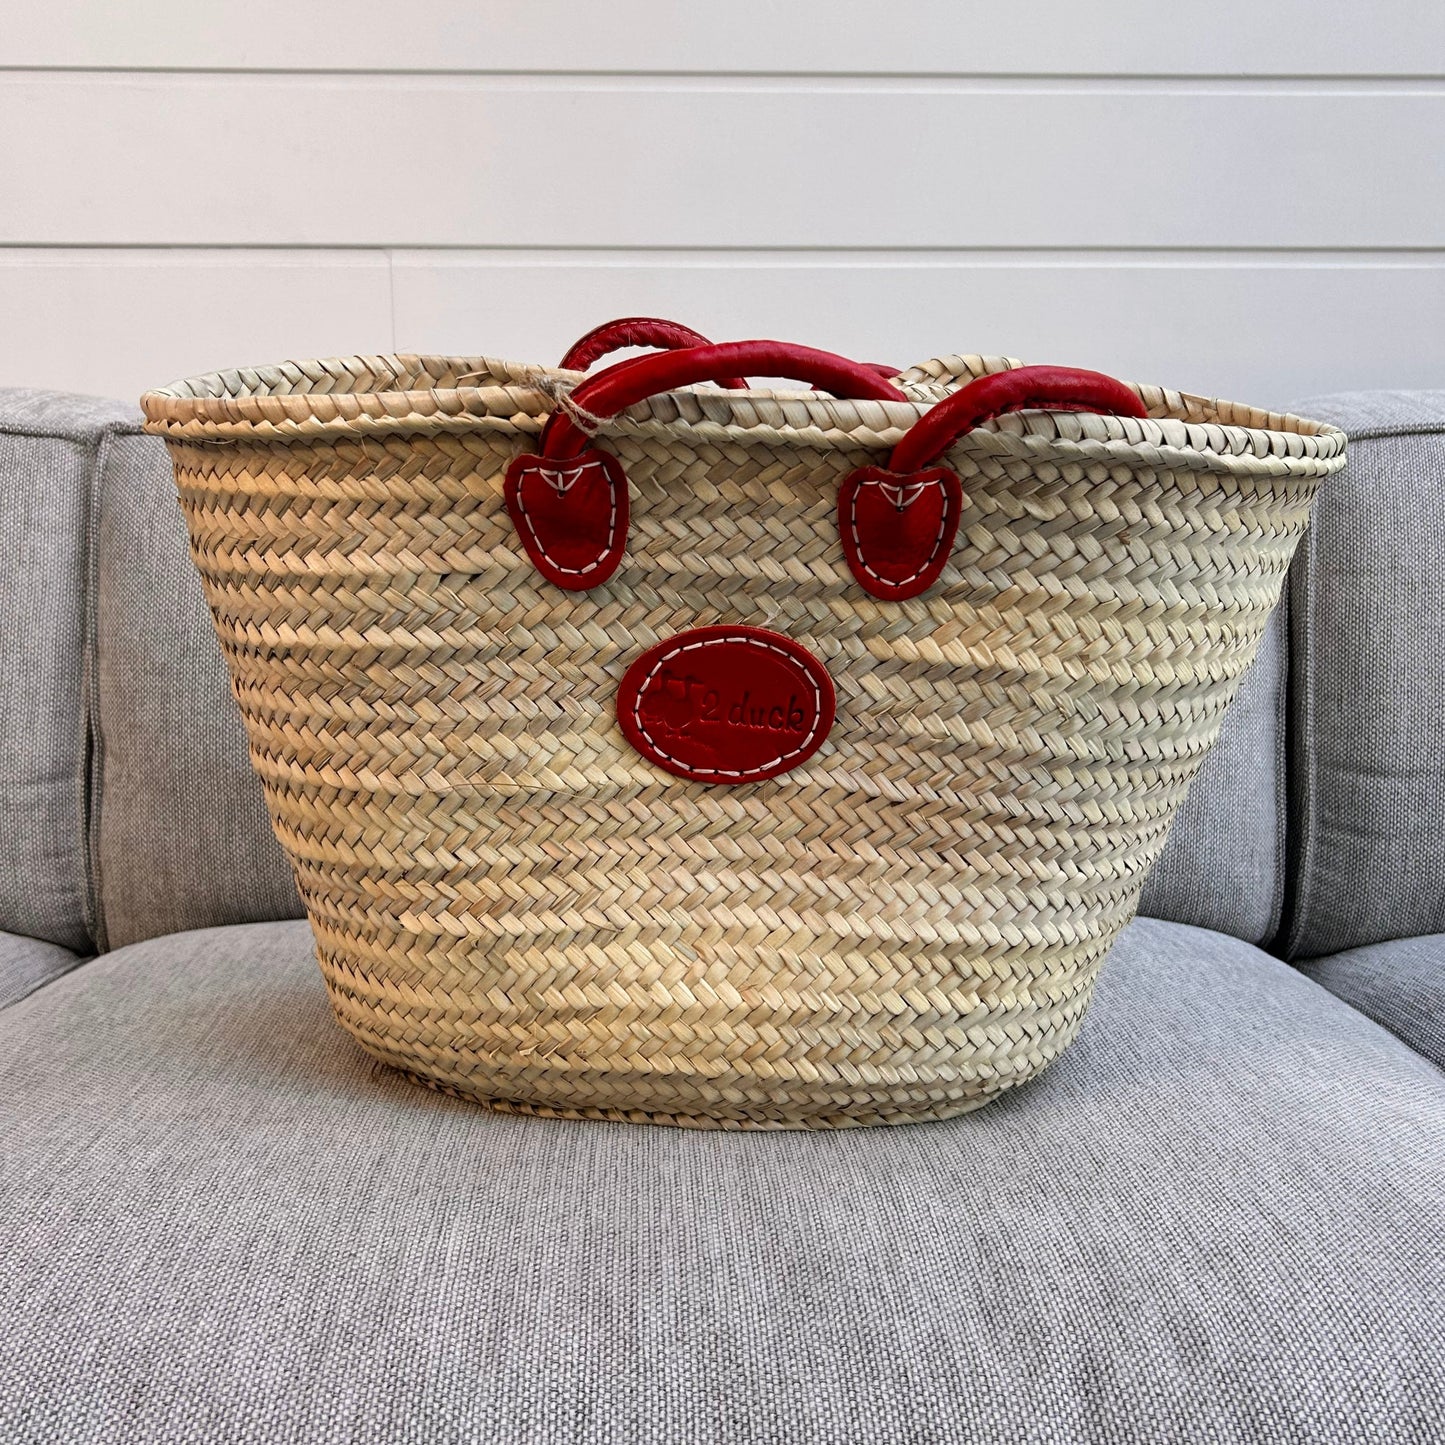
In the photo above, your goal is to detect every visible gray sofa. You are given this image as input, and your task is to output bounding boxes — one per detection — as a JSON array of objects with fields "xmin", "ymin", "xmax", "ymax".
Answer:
[{"xmin": 1, "ymin": 384, "xmax": 1441, "ymax": 1444}]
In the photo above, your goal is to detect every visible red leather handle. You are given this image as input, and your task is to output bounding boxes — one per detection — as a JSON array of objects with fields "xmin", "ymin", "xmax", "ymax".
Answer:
[
  {"xmin": 836, "ymin": 365, "xmax": 1147, "ymax": 602},
  {"xmin": 542, "ymin": 340, "xmax": 909, "ymax": 459},
  {"xmin": 509, "ymin": 349, "xmax": 1143, "ymax": 600},
  {"xmin": 559, "ymin": 316, "xmax": 749, "ymax": 390},
  {"xmin": 889, "ymin": 366, "xmax": 1148, "ymax": 472}
]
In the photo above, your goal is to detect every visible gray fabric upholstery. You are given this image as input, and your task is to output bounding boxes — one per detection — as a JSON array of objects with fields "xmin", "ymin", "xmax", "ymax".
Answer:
[
  {"xmin": 0, "ymin": 389, "xmax": 130, "ymax": 951},
  {"xmin": 1283, "ymin": 391, "xmax": 1445, "ymax": 958},
  {"xmin": 3, "ymin": 917, "xmax": 1441, "ymax": 1444},
  {"xmin": 1302, "ymin": 934, "xmax": 1445, "ymax": 1068},
  {"xmin": 89, "ymin": 424, "xmax": 301, "ymax": 950},
  {"xmin": 0, "ymin": 929, "xmax": 83, "ymax": 1010},
  {"xmin": 1137, "ymin": 605, "xmax": 1286, "ymax": 943},
  {"xmin": 0, "ymin": 387, "xmax": 303, "ymax": 953}
]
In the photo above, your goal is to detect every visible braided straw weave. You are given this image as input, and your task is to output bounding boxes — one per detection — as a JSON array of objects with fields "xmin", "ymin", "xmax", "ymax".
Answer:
[{"xmin": 141, "ymin": 353, "xmax": 1344, "ymax": 1129}]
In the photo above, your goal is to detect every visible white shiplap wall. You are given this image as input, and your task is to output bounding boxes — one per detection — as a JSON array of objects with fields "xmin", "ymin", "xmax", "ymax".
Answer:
[{"xmin": 3, "ymin": 2, "xmax": 1443, "ymax": 410}]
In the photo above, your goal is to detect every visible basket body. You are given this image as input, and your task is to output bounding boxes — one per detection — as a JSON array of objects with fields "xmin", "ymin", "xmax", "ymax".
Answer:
[{"xmin": 142, "ymin": 353, "xmax": 1343, "ymax": 1128}]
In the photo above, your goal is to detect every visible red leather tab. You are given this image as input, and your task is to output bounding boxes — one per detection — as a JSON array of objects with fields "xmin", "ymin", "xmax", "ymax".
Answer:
[
  {"xmin": 837, "ymin": 465, "xmax": 963, "ymax": 601},
  {"xmin": 504, "ymin": 448, "xmax": 629, "ymax": 590},
  {"xmin": 617, "ymin": 625, "xmax": 835, "ymax": 785}
]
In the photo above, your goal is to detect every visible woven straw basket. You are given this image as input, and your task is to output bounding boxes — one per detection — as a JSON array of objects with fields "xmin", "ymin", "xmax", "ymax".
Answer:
[{"xmin": 141, "ymin": 321, "xmax": 1345, "ymax": 1129}]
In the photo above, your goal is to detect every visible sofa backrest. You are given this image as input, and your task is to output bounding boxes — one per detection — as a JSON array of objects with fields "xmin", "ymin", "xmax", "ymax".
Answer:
[
  {"xmin": 1281, "ymin": 392, "xmax": 1445, "ymax": 960},
  {"xmin": 88, "ymin": 421, "xmax": 302, "ymax": 952},
  {"xmin": 0, "ymin": 391, "xmax": 114, "ymax": 952},
  {"xmin": 0, "ymin": 385, "xmax": 1299, "ymax": 954},
  {"xmin": 1138, "ymin": 608, "xmax": 1288, "ymax": 945}
]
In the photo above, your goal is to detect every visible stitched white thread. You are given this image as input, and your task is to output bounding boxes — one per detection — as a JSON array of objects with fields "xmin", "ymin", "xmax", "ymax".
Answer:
[
  {"xmin": 538, "ymin": 462, "xmax": 594, "ymax": 495},
  {"xmin": 631, "ymin": 632, "xmax": 828, "ymax": 781},
  {"xmin": 878, "ymin": 480, "xmax": 930, "ymax": 509},
  {"xmin": 846, "ymin": 473, "xmax": 950, "ymax": 589},
  {"xmin": 515, "ymin": 457, "xmax": 619, "ymax": 576}
]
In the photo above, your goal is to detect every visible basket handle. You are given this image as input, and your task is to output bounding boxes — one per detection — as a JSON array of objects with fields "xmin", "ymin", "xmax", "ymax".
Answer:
[
  {"xmin": 886, "ymin": 365, "xmax": 1148, "ymax": 473},
  {"xmin": 559, "ymin": 316, "xmax": 750, "ymax": 390},
  {"xmin": 559, "ymin": 317, "xmax": 898, "ymax": 392},
  {"xmin": 506, "ymin": 348, "xmax": 1147, "ymax": 599},
  {"xmin": 542, "ymin": 340, "xmax": 907, "ymax": 461},
  {"xmin": 838, "ymin": 366, "xmax": 1150, "ymax": 600},
  {"xmin": 505, "ymin": 340, "xmax": 908, "ymax": 591}
]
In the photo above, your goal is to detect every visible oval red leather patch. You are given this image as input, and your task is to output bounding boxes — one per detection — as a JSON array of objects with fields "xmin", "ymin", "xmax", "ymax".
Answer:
[{"xmin": 617, "ymin": 625, "xmax": 835, "ymax": 785}]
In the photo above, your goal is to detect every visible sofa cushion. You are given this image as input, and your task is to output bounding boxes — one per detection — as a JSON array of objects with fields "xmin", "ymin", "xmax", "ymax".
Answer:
[
  {"xmin": 2, "ymin": 918, "xmax": 1440, "ymax": 1444},
  {"xmin": 0, "ymin": 390, "xmax": 117, "ymax": 951},
  {"xmin": 1283, "ymin": 391, "xmax": 1445, "ymax": 958},
  {"xmin": 88, "ymin": 417, "xmax": 300, "ymax": 950},
  {"xmin": 0, "ymin": 930, "xmax": 83, "ymax": 1010},
  {"xmin": 1137, "ymin": 606, "xmax": 1286, "ymax": 943},
  {"xmin": 1301, "ymin": 934, "xmax": 1445, "ymax": 1068}
]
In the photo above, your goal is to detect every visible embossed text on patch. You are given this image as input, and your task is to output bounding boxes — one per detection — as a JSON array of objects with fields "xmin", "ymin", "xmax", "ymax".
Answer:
[{"xmin": 617, "ymin": 625, "xmax": 835, "ymax": 785}]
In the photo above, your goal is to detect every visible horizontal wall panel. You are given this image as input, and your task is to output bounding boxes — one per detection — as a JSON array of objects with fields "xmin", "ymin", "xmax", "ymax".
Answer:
[
  {"xmin": 392, "ymin": 252, "xmax": 1445, "ymax": 412},
  {"xmin": 3, "ymin": 75, "xmax": 1444, "ymax": 249},
  {"xmin": 0, "ymin": 251, "xmax": 393, "ymax": 402},
  {"xmin": 1, "ymin": 248, "xmax": 1437, "ymax": 410},
  {"xmin": 5, "ymin": 3, "xmax": 1443, "ymax": 77}
]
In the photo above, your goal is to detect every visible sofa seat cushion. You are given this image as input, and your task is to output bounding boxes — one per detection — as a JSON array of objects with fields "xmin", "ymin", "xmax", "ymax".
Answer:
[
  {"xmin": 2, "ymin": 918, "xmax": 1442, "ymax": 1445},
  {"xmin": 0, "ymin": 930, "xmax": 83, "ymax": 1009},
  {"xmin": 1302, "ymin": 934, "xmax": 1445, "ymax": 1068}
]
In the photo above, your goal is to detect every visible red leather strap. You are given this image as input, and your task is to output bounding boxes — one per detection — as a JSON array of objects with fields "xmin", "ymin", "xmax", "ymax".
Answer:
[
  {"xmin": 511, "ymin": 349, "xmax": 1142, "ymax": 599},
  {"xmin": 541, "ymin": 340, "xmax": 908, "ymax": 460},
  {"xmin": 888, "ymin": 365, "xmax": 1148, "ymax": 473},
  {"xmin": 559, "ymin": 316, "xmax": 749, "ymax": 389},
  {"xmin": 837, "ymin": 365, "xmax": 1148, "ymax": 602}
]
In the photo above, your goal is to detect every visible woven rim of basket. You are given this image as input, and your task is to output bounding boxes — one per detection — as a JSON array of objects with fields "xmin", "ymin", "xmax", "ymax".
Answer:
[{"xmin": 139, "ymin": 351, "xmax": 1347, "ymax": 468}]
